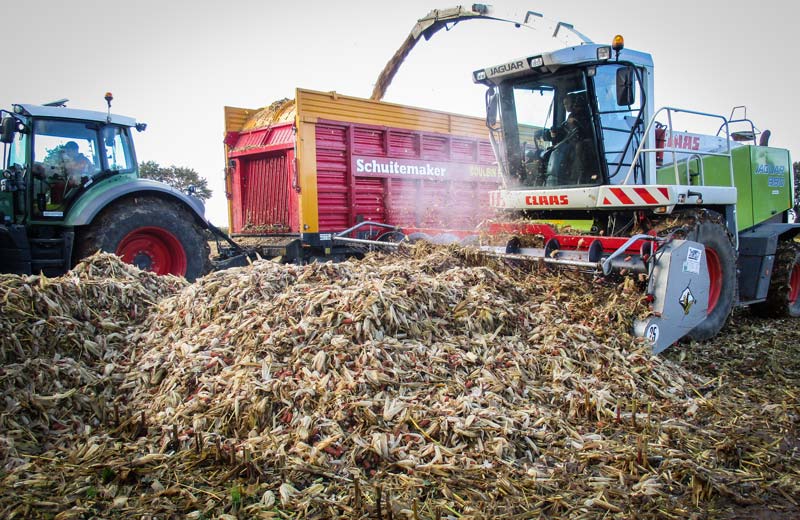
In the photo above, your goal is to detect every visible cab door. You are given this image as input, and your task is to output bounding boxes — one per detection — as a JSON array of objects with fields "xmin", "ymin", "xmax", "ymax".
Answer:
[{"xmin": 593, "ymin": 64, "xmax": 645, "ymax": 184}]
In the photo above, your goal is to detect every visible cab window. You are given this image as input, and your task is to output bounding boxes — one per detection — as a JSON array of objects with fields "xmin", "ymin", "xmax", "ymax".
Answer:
[
  {"xmin": 502, "ymin": 69, "xmax": 603, "ymax": 188},
  {"xmin": 32, "ymin": 120, "xmax": 100, "ymax": 216},
  {"xmin": 8, "ymin": 129, "xmax": 27, "ymax": 169},
  {"xmin": 594, "ymin": 64, "xmax": 644, "ymax": 183},
  {"xmin": 103, "ymin": 126, "xmax": 134, "ymax": 172}
]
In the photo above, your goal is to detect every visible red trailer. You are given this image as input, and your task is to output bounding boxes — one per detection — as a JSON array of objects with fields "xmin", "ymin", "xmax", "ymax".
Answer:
[{"xmin": 223, "ymin": 89, "xmax": 500, "ymax": 261}]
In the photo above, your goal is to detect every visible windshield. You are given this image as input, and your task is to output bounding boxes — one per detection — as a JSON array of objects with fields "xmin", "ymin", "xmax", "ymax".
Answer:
[{"xmin": 498, "ymin": 69, "xmax": 602, "ymax": 188}]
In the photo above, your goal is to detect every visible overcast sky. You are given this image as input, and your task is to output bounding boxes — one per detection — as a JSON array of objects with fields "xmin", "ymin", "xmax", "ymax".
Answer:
[{"xmin": 4, "ymin": 0, "xmax": 796, "ymax": 225}]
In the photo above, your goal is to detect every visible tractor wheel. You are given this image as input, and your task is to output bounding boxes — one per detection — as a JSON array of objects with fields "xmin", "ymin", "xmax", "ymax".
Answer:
[
  {"xmin": 751, "ymin": 241, "xmax": 800, "ymax": 318},
  {"xmin": 76, "ymin": 197, "xmax": 211, "ymax": 281},
  {"xmin": 679, "ymin": 212, "xmax": 737, "ymax": 341}
]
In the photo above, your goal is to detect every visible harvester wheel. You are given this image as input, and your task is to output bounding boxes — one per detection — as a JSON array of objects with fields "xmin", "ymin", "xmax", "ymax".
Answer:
[
  {"xmin": 751, "ymin": 241, "xmax": 800, "ymax": 318},
  {"xmin": 678, "ymin": 212, "xmax": 737, "ymax": 341},
  {"xmin": 76, "ymin": 197, "xmax": 211, "ymax": 281}
]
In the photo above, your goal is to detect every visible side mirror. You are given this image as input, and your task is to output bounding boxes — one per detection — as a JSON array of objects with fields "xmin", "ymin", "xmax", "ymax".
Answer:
[
  {"xmin": 616, "ymin": 66, "xmax": 635, "ymax": 106},
  {"xmin": 0, "ymin": 117, "xmax": 16, "ymax": 144},
  {"xmin": 486, "ymin": 87, "xmax": 499, "ymax": 127}
]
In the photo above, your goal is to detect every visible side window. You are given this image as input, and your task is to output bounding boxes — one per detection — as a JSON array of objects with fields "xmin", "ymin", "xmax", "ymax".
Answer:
[
  {"xmin": 512, "ymin": 87, "xmax": 554, "ymax": 141},
  {"xmin": 31, "ymin": 120, "xmax": 100, "ymax": 216},
  {"xmin": 511, "ymin": 86, "xmax": 554, "ymax": 183},
  {"xmin": 595, "ymin": 65, "xmax": 643, "ymax": 182},
  {"xmin": 103, "ymin": 126, "xmax": 133, "ymax": 171},
  {"xmin": 35, "ymin": 136, "xmax": 99, "ymax": 177},
  {"xmin": 8, "ymin": 130, "xmax": 27, "ymax": 169}
]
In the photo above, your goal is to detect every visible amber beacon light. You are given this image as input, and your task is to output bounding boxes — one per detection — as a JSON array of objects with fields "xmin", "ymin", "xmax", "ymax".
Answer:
[{"xmin": 612, "ymin": 34, "xmax": 625, "ymax": 59}]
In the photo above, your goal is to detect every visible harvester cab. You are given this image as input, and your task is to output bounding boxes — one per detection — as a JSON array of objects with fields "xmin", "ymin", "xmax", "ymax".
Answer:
[
  {"xmin": 473, "ymin": 34, "xmax": 799, "ymax": 351},
  {"xmin": 0, "ymin": 96, "xmax": 213, "ymax": 280}
]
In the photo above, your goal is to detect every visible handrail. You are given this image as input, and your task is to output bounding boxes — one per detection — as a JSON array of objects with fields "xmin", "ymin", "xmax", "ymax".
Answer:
[
  {"xmin": 717, "ymin": 106, "xmax": 759, "ymax": 145},
  {"xmin": 623, "ymin": 106, "xmax": 734, "ymax": 189},
  {"xmin": 684, "ymin": 153, "xmax": 704, "ymax": 186}
]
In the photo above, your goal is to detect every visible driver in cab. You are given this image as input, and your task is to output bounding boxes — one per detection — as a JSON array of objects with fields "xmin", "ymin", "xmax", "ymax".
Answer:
[
  {"xmin": 546, "ymin": 92, "xmax": 594, "ymax": 186},
  {"xmin": 551, "ymin": 92, "xmax": 591, "ymax": 144},
  {"xmin": 33, "ymin": 140, "xmax": 94, "ymax": 206},
  {"xmin": 61, "ymin": 140, "xmax": 92, "ymax": 186}
]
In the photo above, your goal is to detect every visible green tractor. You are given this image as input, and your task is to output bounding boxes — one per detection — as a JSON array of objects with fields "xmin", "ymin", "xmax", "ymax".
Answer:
[{"xmin": 0, "ymin": 95, "xmax": 211, "ymax": 281}]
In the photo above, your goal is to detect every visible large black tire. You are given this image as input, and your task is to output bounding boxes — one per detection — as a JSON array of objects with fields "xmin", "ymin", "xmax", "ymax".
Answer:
[
  {"xmin": 76, "ymin": 196, "xmax": 211, "ymax": 281},
  {"xmin": 670, "ymin": 211, "xmax": 737, "ymax": 341},
  {"xmin": 751, "ymin": 241, "xmax": 800, "ymax": 318}
]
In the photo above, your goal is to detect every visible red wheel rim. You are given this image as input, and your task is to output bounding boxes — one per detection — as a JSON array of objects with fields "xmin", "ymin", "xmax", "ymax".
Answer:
[
  {"xmin": 789, "ymin": 262, "xmax": 800, "ymax": 304},
  {"xmin": 705, "ymin": 247, "xmax": 722, "ymax": 314},
  {"xmin": 116, "ymin": 227, "xmax": 187, "ymax": 276}
]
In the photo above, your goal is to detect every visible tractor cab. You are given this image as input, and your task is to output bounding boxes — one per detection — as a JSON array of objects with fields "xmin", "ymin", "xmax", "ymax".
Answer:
[
  {"xmin": 475, "ymin": 40, "xmax": 655, "ymax": 192},
  {"xmin": 0, "ymin": 100, "xmax": 143, "ymax": 224}
]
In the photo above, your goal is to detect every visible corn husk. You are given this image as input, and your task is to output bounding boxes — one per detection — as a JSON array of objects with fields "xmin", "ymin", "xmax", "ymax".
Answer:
[
  {"xmin": 0, "ymin": 245, "xmax": 797, "ymax": 519},
  {"xmin": 0, "ymin": 253, "xmax": 186, "ymax": 467}
]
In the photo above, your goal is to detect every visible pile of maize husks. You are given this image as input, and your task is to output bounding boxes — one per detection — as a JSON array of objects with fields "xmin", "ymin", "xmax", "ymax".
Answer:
[
  {"xmin": 0, "ymin": 254, "xmax": 186, "ymax": 468},
  {"xmin": 1, "ymin": 247, "xmax": 797, "ymax": 519}
]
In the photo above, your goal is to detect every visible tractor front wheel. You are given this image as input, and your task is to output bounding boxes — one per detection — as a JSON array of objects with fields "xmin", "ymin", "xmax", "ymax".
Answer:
[
  {"xmin": 76, "ymin": 197, "xmax": 211, "ymax": 281},
  {"xmin": 751, "ymin": 241, "xmax": 800, "ymax": 318}
]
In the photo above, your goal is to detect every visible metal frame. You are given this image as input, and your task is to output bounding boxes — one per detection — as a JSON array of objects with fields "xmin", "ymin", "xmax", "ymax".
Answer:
[
  {"xmin": 626, "ymin": 106, "xmax": 734, "ymax": 188},
  {"xmin": 332, "ymin": 221, "xmax": 403, "ymax": 249}
]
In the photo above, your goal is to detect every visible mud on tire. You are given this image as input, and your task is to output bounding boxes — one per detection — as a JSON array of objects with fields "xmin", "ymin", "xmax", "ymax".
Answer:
[{"xmin": 76, "ymin": 196, "xmax": 211, "ymax": 281}]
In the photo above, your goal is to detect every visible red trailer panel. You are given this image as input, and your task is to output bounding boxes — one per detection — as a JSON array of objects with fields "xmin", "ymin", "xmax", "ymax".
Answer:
[
  {"xmin": 310, "ymin": 118, "xmax": 499, "ymax": 234},
  {"xmin": 224, "ymin": 89, "xmax": 501, "ymax": 252},
  {"xmin": 226, "ymin": 120, "xmax": 296, "ymax": 234}
]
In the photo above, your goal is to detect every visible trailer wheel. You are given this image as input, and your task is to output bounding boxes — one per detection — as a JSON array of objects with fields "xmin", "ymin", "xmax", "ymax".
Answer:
[
  {"xmin": 681, "ymin": 214, "xmax": 737, "ymax": 341},
  {"xmin": 751, "ymin": 241, "xmax": 800, "ymax": 318},
  {"xmin": 76, "ymin": 196, "xmax": 211, "ymax": 281}
]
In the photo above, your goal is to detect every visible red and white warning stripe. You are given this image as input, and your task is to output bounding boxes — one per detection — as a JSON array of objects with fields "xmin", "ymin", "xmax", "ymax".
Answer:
[
  {"xmin": 489, "ymin": 185, "xmax": 680, "ymax": 211},
  {"xmin": 598, "ymin": 186, "xmax": 673, "ymax": 207}
]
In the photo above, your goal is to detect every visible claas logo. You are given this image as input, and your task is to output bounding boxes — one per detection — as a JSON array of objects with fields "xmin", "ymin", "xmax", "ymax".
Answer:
[{"xmin": 525, "ymin": 195, "xmax": 569, "ymax": 206}]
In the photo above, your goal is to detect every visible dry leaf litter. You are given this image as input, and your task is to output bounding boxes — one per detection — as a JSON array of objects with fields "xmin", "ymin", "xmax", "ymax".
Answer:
[{"xmin": 0, "ymin": 245, "xmax": 797, "ymax": 519}]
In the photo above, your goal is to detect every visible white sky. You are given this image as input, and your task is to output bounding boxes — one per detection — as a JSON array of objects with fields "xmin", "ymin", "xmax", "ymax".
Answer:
[{"xmin": 4, "ymin": 0, "xmax": 796, "ymax": 225}]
